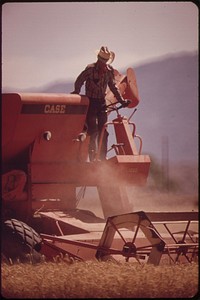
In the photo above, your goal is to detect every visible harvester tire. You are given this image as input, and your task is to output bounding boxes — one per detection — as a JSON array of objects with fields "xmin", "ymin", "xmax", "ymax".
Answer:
[{"xmin": 2, "ymin": 219, "xmax": 43, "ymax": 264}]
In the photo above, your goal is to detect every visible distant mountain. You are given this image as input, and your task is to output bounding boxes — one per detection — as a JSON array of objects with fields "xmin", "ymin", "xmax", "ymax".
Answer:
[
  {"xmin": 2, "ymin": 80, "xmax": 73, "ymax": 94},
  {"xmin": 124, "ymin": 51, "xmax": 198, "ymax": 166},
  {"xmin": 3, "ymin": 51, "xmax": 198, "ymax": 167},
  {"xmin": 39, "ymin": 81, "xmax": 73, "ymax": 93}
]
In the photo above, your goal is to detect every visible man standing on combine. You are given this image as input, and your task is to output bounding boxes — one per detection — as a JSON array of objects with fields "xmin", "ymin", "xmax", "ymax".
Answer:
[{"xmin": 71, "ymin": 46, "xmax": 129, "ymax": 161}]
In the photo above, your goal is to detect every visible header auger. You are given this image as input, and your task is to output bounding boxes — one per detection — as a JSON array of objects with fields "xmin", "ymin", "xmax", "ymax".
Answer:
[{"xmin": 2, "ymin": 68, "xmax": 198, "ymax": 265}]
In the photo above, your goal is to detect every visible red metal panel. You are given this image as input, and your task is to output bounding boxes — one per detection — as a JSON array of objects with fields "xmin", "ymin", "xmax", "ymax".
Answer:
[
  {"xmin": 31, "ymin": 183, "xmax": 76, "ymax": 200},
  {"xmin": 124, "ymin": 68, "xmax": 140, "ymax": 108},
  {"xmin": 30, "ymin": 156, "xmax": 150, "ymax": 186},
  {"xmin": 113, "ymin": 117, "xmax": 139, "ymax": 155},
  {"xmin": 2, "ymin": 94, "xmax": 22, "ymax": 148},
  {"xmin": 107, "ymin": 155, "xmax": 150, "ymax": 185},
  {"xmin": 2, "ymin": 93, "xmax": 89, "ymax": 164}
]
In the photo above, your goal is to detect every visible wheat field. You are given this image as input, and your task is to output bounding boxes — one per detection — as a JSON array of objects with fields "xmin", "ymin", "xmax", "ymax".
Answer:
[
  {"xmin": 1, "ymin": 259, "xmax": 198, "ymax": 299},
  {"xmin": 1, "ymin": 189, "xmax": 198, "ymax": 298}
]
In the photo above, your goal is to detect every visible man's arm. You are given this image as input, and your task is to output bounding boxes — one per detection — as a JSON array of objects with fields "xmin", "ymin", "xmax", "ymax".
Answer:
[
  {"xmin": 107, "ymin": 69, "xmax": 130, "ymax": 107},
  {"xmin": 107, "ymin": 71, "xmax": 125, "ymax": 103},
  {"xmin": 71, "ymin": 67, "xmax": 91, "ymax": 94}
]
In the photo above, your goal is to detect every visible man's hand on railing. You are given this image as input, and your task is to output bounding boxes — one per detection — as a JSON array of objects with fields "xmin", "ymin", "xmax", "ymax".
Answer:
[{"xmin": 120, "ymin": 99, "xmax": 132, "ymax": 107}]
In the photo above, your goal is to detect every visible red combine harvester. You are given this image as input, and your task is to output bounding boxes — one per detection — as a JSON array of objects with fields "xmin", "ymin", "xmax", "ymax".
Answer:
[{"xmin": 2, "ymin": 68, "xmax": 198, "ymax": 265}]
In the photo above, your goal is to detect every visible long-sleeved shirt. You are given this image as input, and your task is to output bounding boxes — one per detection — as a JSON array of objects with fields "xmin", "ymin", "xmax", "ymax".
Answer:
[{"xmin": 73, "ymin": 62, "xmax": 124, "ymax": 102}]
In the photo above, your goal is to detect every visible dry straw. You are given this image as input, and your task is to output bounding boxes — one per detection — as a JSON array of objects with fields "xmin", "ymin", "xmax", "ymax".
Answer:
[{"xmin": 1, "ymin": 259, "xmax": 198, "ymax": 298}]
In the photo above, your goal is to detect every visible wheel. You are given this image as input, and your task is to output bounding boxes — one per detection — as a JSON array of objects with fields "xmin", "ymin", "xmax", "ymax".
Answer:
[{"xmin": 2, "ymin": 219, "xmax": 43, "ymax": 264}]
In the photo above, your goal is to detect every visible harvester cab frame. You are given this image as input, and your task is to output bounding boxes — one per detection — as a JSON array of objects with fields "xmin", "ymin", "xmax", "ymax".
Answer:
[
  {"xmin": 2, "ymin": 68, "xmax": 198, "ymax": 265},
  {"xmin": 2, "ymin": 68, "xmax": 149, "ymax": 221}
]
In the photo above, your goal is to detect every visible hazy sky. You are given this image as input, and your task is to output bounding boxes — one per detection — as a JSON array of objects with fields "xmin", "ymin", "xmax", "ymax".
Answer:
[{"xmin": 2, "ymin": 2, "xmax": 198, "ymax": 90}]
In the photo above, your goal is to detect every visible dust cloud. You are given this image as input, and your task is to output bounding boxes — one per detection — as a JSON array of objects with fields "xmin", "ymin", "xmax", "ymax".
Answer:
[{"xmin": 77, "ymin": 186, "xmax": 198, "ymax": 218}]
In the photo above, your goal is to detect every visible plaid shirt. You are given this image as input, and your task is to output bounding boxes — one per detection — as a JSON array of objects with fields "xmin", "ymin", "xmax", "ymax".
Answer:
[{"xmin": 73, "ymin": 63, "xmax": 124, "ymax": 102}]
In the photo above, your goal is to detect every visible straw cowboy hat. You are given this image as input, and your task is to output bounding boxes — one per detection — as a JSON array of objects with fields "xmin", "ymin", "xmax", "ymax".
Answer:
[{"xmin": 95, "ymin": 46, "xmax": 115, "ymax": 64}]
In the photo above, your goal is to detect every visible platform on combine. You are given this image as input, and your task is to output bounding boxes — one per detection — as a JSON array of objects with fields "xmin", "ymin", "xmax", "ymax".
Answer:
[{"xmin": 39, "ymin": 210, "xmax": 198, "ymax": 265}]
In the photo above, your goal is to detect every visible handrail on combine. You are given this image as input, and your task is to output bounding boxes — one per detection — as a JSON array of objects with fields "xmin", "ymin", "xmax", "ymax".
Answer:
[{"xmin": 96, "ymin": 100, "xmax": 142, "ymax": 159}]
